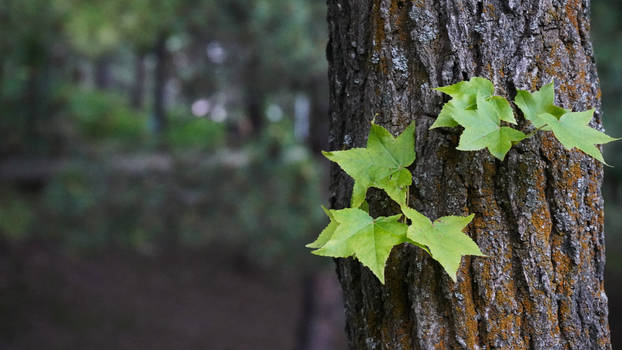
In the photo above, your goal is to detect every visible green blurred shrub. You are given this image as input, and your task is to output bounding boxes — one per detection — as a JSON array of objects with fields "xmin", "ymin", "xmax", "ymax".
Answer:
[
  {"xmin": 165, "ymin": 108, "xmax": 225, "ymax": 151},
  {"xmin": 65, "ymin": 88, "xmax": 148, "ymax": 144},
  {"xmin": 236, "ymin": 120, "xmax": 324, "ymax": 264},
  {"xmin": 42, "ymin": 161, "xmax": 166, "ymax": 252},
  {"xmin": 0, "ymin": 193, "xmax": 34, "ymax": 241},
  {"xmin": 36, "ymin": 120, "xmax": 325, "ymax": 268}
]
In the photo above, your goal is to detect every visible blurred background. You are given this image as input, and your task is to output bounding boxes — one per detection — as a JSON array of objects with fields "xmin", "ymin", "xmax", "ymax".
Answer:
[{"xmin": 0, "ymin": 1, "xmax": 620, "ymax": 349}]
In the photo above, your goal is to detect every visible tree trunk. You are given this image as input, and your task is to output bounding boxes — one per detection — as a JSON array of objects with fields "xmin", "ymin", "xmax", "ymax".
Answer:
[
  {"xmin": 0, "ymin": 57, "xmax": 5, "ymax": 94},
  {"xmin": 245, "ymin": 87, "xmax": 264, "ymax": 136},
  {"xmin": 326, "ymin": 1, "xmax": 611, "ymax": 349},
  {"xmin": 94, "ymin": 56, "xmax": 112, "ymax": 90},
  {"xmin": 295, "ymin": 271, "xmax": 345, "ymax": 350},
  {"xmin": 153, "ymin": 32, "xmax": 168, "ymax": 134},
  {"xmin": 244, "ymin": 53, "xmax": 265, "ymax": 136},
  {"xmin": 131, "ymin": 52, "xmax": 146, "ymax": 109}
]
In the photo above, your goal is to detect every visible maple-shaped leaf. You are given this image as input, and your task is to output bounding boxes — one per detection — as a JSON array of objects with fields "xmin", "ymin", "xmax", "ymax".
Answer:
[
  {"xmin": 311, "ymin": 208, "xmax": 407, "ymax": 284},
  {"xmin": 489, "ymin": 95, "xmax": 517, "ymax": 124},
  {"xmin": 306, "ymin": 206, "xmax": 338, "ymax": 249},
  {"xmin": 453, "ymin": 94, "xmax": 526, "ymax": 160},
  {"xmin": 514, "ymin": 82, "xmax": 567, "ymax": 129},
  {"xmin": 431, "ymin": 77, "xmax": 495, "ymax": 128},
  {"xmin": 403, "ymin": 207, "xmax": 484, "ymax": 282},
  {"xmin": 322, "ymin": 122, "xmax": 415, "ymax": 208},
  {"xmin": 539, "ymin": 110, "xmax": 619, "ymax": 165}
]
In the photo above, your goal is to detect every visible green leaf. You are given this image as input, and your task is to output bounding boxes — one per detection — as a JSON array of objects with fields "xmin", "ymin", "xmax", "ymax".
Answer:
[
  {"xmin": 514, "ymin": 82, "xmax": 567, "ymax": 128},
  {"xmin": 306, "ymin": 206, "xmax": 338, "ymax": 249},
  {"xmin": 539, "ymin": 110, "xmax": 620, "ymax": 165},
  {"xmin": 431, "ymin": 77, "xmax": 495, "ymax": 129},
  {"xmin": 312, "ymin": 208, "xmax": 407, "ymax": 284},
  {"xmin": 322, "ymin": 122, "xmax": 415, "ymax": 207},
  {"xmin": 321, "ymin": 146, "xmax": 377, "ymax": 208},
  {"xmin": 489, "ymin": 96, "xmax": 517, "ymax": 124},
  {"xmin": 432, "ymin": 101, "xmax": 461, "ymax": 128},
  {"xmin": 435, "ymin": 77, "xmax": 495, "ymax": 108},
  {"xmin": 453, "ymin": 94, "xmax": 526, "ymax": 160},
  {"xmin": 403, "ymin": 207, "xmax": 484, "ymax": 282},
  {"xmin": 367, "ymin": 123, "xmax": 415, "ymax": 167}
]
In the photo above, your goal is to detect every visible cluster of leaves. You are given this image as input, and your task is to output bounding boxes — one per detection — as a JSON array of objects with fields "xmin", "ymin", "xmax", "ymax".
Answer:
[
  {"xmin": 431, "ymin": 77, "xmax": 619, "ymax": 163},
  {"xmin": 307, "ymin": 77, "xmax": 620, "ymax": 284},
  {"xmin": 307, "ymin": 122, "xmax": 484, "ymax": 283}
]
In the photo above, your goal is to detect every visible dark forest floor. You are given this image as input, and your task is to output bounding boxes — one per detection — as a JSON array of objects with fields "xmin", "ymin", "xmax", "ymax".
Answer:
[
  {"xmin": 0, "ymin": 243, "xmax": 620, "ymax": 349},
  {"xmin": 0, "ymin": 245, "xmax": 348, "ymax": 350}
]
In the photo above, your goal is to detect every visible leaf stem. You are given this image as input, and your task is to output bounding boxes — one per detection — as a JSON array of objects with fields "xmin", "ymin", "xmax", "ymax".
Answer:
[
  {"xmin": 524, "ymin": 124, "xmax": 546, "ymax": 139},
  {"xmin": 401, "ymin": 185, "xmax": 411, "ymax": 224}
]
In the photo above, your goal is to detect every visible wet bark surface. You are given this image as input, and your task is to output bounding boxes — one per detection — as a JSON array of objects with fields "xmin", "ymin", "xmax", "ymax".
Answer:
[{"xmin": 326, "ymin": 0, "xmax": 611, "ymax": 349}]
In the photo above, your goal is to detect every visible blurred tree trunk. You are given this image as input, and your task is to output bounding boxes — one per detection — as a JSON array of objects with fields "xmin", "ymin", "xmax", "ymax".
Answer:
[
  {"xmin": 24, "ymin": 43, "xmax": 48, "ymax": 145},
  {"xmin": 245, "ymin": 54, "xmax": 264, "ymax": 136},
  {"xmin": 326, "ymin": 0, "xmax": 611, "ymax": 349},
  {"xmin": 94, "ymin": 56, "xmax": 112, "ymax": 90},
  {"xmin": 131, "ymin": 52, "xmax": 146, "ymax": 109},
  {"xmin": 25, "ymin": 65, "xmax": 41, "ymax": 130},
  {"xmin": 153, "ymin": 32, "xmax": 168, "ymax": 134},
  {"xmin": 0, "ymin": 59, "xmax": 4, "ymax": 94},
  {"xmin": 295, "ymin": 271, "xmax": 345, "ymax": 350},
  {"xmin": 245, "ymin": 89, "xmax": 263, "ymax": 136}
]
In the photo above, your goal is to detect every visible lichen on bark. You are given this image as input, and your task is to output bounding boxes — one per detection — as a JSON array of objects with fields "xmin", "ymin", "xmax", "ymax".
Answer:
[{"xmin": 326, "ymin": 0, "xmax": 611, "ymax": 349}]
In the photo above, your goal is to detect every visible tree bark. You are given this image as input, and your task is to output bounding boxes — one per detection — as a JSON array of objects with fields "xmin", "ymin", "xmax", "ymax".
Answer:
[{"xmin": 326, "ymin": 0, "xmax": 611, "ymax": 349}]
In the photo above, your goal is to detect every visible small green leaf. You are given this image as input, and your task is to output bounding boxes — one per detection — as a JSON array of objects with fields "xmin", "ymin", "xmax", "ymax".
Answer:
[
  {"xmin": 306, "ymin": 206, "xmax": 338, "ymax": 249},
  {"xmin": 434, "ymin": 77, "xmax": 495, "ymax": 108},
  {"xmin": 351, "ymin": 181, "xmax": 369, "ymax": 209},
  {"xmin": 375, "ymin": 168, "xmax": 411, "ymax": 206},
  {"xmin": 489, "ymin": 96, "xmax": 517, "ymax": 124},
  {"xmin": 539, "ymin": 110, "xmax": 620, "ymax": 165},
  {"xmin": 453, "ymin": 94, "xmax": 526, "ymax": 160},
  {"xmin": 514, "ymin": 82, "xmax": 567, "ymax": 128},
  {"xmin": 359, "ymin": 200, "xmax": 370, "ymax": 213},
  {"xmin": 312, "ymin": 208, "xmax": 407, "ymax": 284},
  {"xmin": 431, "ymin": 77, "xmax": 495, "ymax": 129},
  {"xmin": 322, "ymin": 122, "xmax": 415, "ymax": 208},
  {"xmin": 432, "ymin": 101, "xmax": 460, "ymax": 128},
  {"xmin": 322, "ymin": 148, "xmax": 373, "ymax": 207},
  {"xmin": 367, "ymin": 123, "xmax": 415, "ymax": 168},
  {"xmin": 403, "ymin": 207, "xmax": 484, "ymax": 282}
]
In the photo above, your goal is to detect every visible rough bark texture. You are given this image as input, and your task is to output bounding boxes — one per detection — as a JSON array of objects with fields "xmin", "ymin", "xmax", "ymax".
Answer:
[{"xmin": 326, "ymin": 0, "xmax": 611, "ymax": 349}]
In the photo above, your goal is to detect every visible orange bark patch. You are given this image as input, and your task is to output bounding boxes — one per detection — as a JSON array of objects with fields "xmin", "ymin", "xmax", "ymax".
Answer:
[
  {"xmin": 552, "ymin": 234, "xmax": 581, "ymax": 341},
  {"xmin": 483, "ymin": 3, "xmax": 497, "ymax": 20},
  {"xmin": 373, "ymin": 0, "xmax": 386, "ymax": 49},
  {"xmin": 565, "ymin": 0, "xmax": 581, "ymax": 33},
  {"xmin": 389, "ymin": 0, "xmax": 411, "ymax": 43}
]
